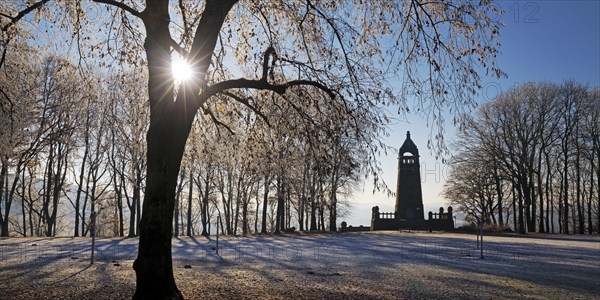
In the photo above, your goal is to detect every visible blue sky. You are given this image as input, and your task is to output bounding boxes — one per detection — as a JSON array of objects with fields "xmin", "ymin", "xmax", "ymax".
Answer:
[
  {"xmin": 347, "ymin": 1, "xmax": 600, "ymax": 226},
  {"xmin": 495, "ymin": 0, "xmax": 599, "ymax": 89}
]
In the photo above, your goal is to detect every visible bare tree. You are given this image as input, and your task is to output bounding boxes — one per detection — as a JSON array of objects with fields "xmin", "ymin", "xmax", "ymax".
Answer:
[{"xmin": 446, "ymin": 81, "xmax": 598, "ymax": 234}]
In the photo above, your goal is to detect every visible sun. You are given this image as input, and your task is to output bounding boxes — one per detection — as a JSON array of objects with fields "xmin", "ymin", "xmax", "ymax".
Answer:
[{"xmin": 172, "ymin": 55, "xmax": 192, "ymax": 82}]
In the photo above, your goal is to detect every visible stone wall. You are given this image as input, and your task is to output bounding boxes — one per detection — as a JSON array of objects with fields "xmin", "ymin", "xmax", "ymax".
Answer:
[{"xmin": 371, "ymin": 206, "xmax": 454, "ymax": 231}]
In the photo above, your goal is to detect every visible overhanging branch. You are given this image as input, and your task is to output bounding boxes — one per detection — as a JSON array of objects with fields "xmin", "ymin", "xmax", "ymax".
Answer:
[
  {"xmin": 206, "ymin": 78, "xmax": 335, "ymax": 100},
  {"xmin": 203, "ymin": 78, "xmax": 336, "ymax": 99},
  {"xmin": 1, "ymin": 0, "xmax": 51, "ymax": 31},
  {"xmin": 220, "ymin": 91, "xmax": 271, "ymax": 126},
  {"xmin": 202, "ymin": 107, "xmax": 234, "ymax": 135},
  {"xmin": 204, "ymin": 47, "xmax": 336, "ymax": 100},
  {"xmin": 93, "ymin": 0, "xmax": 142, "ymax": 18}
]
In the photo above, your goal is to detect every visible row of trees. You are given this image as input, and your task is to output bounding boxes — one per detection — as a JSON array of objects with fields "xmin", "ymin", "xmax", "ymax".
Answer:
[
  {"xmin": 0, "ymin": 53, "xmax": 143, "ymax": 237},
  {"xmin": 0, "ymin": 51, "xmax": 365, "ymax": 238},
  {"xmin": 444, "ymin": 81, "xmax": 599, "ymax": 234}
]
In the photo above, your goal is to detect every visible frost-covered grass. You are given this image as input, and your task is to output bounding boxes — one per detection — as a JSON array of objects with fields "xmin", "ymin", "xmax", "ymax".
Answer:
[{"xmin": 1, "ymin": 231, "xmax": 599, "ymax": 299}]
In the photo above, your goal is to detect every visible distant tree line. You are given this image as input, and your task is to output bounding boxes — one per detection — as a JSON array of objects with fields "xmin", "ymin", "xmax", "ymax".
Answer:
[
  {"xmin": 444, "ymin": 81, "xmax": 599, "ymax": 234},
  {"xmin": 0, "ymin": 53, "xmax": 365, "ymax": 237}
]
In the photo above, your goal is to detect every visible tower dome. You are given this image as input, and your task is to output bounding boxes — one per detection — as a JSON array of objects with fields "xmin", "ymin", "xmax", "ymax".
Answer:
[{"xmin": 399, "ymin": 131, "xmax": 419, "ymax": 157}]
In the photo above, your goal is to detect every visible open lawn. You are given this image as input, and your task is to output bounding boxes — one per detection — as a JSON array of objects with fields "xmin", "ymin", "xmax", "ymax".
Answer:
[{"xmin": 0, "ymin": 231, "xmax": 599, "ymax": 299}]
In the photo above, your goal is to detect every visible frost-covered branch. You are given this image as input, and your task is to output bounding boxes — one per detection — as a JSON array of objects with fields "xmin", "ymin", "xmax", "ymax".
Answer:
[
  {"xmin": 203, "ymin": 47, "xmax": 336, "ymax": 101},
  {"xmin": 93, "ymin": 0, "xmax": 141, "ymax": 18}
]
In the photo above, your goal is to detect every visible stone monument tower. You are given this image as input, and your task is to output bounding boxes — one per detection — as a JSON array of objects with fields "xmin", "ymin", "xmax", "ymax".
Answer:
[{"xmin": 395, "ymin": 131, "xmax": 424, "ymax": 221}]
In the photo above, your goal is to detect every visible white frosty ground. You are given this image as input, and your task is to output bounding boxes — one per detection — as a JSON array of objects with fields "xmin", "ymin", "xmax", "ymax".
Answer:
[{"xmin": 0, "ymin": 231, "xmax": 599, "ymax": 299}]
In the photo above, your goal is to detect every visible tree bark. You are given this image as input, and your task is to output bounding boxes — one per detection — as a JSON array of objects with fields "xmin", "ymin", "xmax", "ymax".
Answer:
[
  {"xmin": 310, "ymin": 175, "xmax": 317, "ymax": 231},
  {"xmin": 274, "ymin": 174, "xmax": 282, "ymax": 234},
  {"xmin": 537, "ymin": 153, "xmax": 545, "ymax": 233},
  {"xmin": 199, "ymin": 165, "xmax": 211, "ymax": 236},
  {"xmin": 0, "ymin": 157, "xmax": 7, "ymax": 235},
  {"xmin": 261, "ymin": 176, "xmax": 269, "ymax": 233},
  {"xmin": 20, "ymin": 170, "xmax": 26, "ymax": 236},
  {"xmin": 133, "ymin": 0, "xmax": 237, "ymax": 297},
  {"xmin": 562, "ymin": 146, "xmax": 569, "ymax": 234},
  {"xmin": 132, "ymin": 111, "xmax": 189, "ymax": 299},
  {"xmin": 543, "ymin": 151, "xmax": 552, "ymax": 233},
  {"xmin": 174, "ymin": 170, "xmax": 185, "ymax": 237},
  {"xmin": 133, "ymin": 2, "xmax": 186, "ymax": 298},
  {"xmin": 254, "ymin": 186, "xmax": 259, "ymax": 233},
  {"xmin": 186, "ymin": 166, "xmax": 193, "ymax": 237},
  {"xmin": 575, "ymin": 132, "xmax": 584, "ymax": 234},
  {"xmin": 74, "ymin": 112, "xmax": 90, "ymax": 237},
  {"xmin": 516, "ymin": 182, "xmax": 525, "ymax": 234},
  {"xmin": 1, "ymin": 164, "xmax": 20, "ymax": 237}
]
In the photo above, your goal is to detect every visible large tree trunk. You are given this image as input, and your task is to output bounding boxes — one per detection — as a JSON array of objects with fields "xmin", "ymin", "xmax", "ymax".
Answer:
[
  {"xmin": 133, "ymin": 4, "xmax": 186, "ymax": 299},
  {"xmin": 132, "ymin": 111, "xmax": 190, "ymax": 299},
  {"xmin": 132, "ymin": 1, "xmax": 236, "ymax": 298},
  {"xmin": 132, "ymin": 73, "xmax": 196, "ymax": 297}
]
